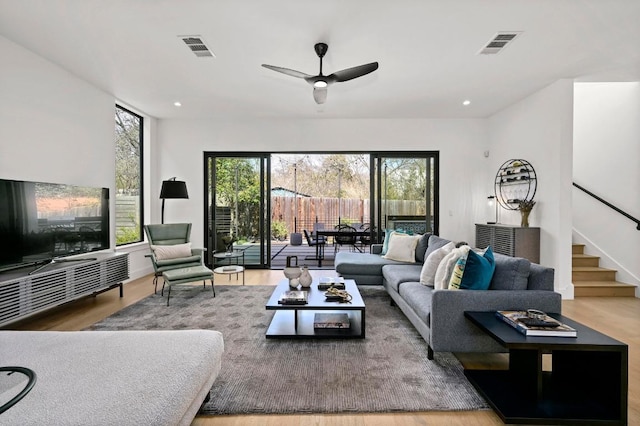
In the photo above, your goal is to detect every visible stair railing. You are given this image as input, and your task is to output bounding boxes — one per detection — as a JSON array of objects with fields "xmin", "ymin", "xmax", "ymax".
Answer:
[{"xmin": 573, "ymin": 182, "xmax": 640, "ymax": 230}]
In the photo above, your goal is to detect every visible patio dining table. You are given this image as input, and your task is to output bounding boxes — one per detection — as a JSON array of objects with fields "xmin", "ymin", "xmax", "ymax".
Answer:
[{"xmin": 315, "ymin": 229, "xmax": 373, "ymax": 260}]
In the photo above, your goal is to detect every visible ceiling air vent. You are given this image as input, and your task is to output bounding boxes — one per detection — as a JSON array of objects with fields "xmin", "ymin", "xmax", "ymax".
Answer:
[
  {"xmin": 478, "ymin": 32, "xmax": 522, "ymax": 55},
  {"xmin": 179, "ymin": 35, "xmax": 215, "ymax": 58}
]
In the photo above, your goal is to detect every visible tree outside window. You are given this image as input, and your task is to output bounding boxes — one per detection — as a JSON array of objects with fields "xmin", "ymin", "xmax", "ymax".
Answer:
[{"xmin": 115, "ymin": 106, "xmax": 143, "ymax": 245}]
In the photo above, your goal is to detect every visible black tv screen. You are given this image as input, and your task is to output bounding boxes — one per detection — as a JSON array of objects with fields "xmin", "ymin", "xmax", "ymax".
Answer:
[{"xmin": 0, "ymin": 178, "xmax": 109, "ymax": 271}]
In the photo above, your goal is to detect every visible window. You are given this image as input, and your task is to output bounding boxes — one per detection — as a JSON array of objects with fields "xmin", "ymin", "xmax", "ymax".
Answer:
[{"xmin": 115, "ymin": 105, "xmax": 143, "ymax": 245}]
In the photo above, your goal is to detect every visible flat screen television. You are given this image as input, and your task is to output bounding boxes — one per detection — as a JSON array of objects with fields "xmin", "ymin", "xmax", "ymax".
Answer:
[{"xmin": 0, "ymin": 178, "xmax": 110, "ymax": 272}]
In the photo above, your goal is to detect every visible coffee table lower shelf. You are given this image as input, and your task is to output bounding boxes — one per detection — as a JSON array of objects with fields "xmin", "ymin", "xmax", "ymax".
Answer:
[{"xmin": 266, "ymin": 310, "xmax": 364, "ymax": 339}]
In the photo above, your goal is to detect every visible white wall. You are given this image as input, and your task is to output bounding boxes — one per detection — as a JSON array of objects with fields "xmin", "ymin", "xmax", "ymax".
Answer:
[
  {"xmin": 0, "ymin": 35, "xmax": 114, "ymax": 189},
  {"xmin": 1, "ymin": 34, "xmax": 586, "ymax": 293},
  {"xmin": 156, "ymin": 118, "xmax": 489, "ymax": 248},
  {"xmin": 0, "ymin": 36, "xmax": 152, "ymax": 280},
  {"xmin": 573, "ymin": 82, "xmax": 640, "ymax": 290},
  {"xmin": 488, "ymin": 80, "xmax": 575, "ymax": 298}
]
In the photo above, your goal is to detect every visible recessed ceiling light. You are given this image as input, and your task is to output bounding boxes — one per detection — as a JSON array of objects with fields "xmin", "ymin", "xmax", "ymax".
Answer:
[
  {"xmin": 463, "ymin": 100, "xmax": 471, "ymax": 106},
  {"xmin": 174, "ymin": 101, "xmax": 182, "ymax": 107}
]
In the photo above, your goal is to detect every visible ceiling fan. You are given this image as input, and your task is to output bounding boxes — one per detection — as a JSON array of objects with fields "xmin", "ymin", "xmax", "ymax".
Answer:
[{"xmin": 262, "ymin": 43, "xmax": 379, "ymax": 104}]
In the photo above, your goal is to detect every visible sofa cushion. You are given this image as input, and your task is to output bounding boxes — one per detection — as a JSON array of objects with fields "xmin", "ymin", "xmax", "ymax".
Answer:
[
  {"xmin": 335, "ymin": 252, "xmax": 409, "ymax": 278},
  {"xmin": 383, "ymin": 232, "xmax": 420, "ymax": 262},
  {"xmin": 455, "ymin": 246, "xmax": 495, "ymax": 290},
  {"xmin": 423, "ymin": 235, "xmax": 452, "ymax": 259},
  {"xmin": 527, "ymin": 263, "xmax": 555, "ymax": 291},
  {"xmin": 420, "ymin": 241, "xmax": 455, "ymax": 286},
  {"xmin": 490, "ymin": 253, "xmax": 531, "ymax": 290},
  {"xmin": 398, "ymin": 282, "xmax": 434, "ymax": 327},
  {"xmin": 382, "ymin": 264, "xmax": 423, "ymax": 292},
  {"xmin": 381, "ymin": 229, "xmax": 406, "ymax": 255},
  {"xmin": 434, "ymin": 245, "xmax": 470, "ymax": 290},
  {"xmin": 414, "ymin": 233, "xmax": 431, "ymax": 263}
]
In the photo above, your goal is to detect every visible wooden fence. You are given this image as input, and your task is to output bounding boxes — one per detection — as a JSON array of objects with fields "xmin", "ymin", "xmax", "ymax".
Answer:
[{"xmin": 271, "ymin": 196, "xmax": 425, "ymax": 234}]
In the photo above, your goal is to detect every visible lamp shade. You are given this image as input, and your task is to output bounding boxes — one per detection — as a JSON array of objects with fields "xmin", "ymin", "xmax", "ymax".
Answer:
[{"xmin": 160, "ymin": 180, "xmax": 189, "ymax": 199}]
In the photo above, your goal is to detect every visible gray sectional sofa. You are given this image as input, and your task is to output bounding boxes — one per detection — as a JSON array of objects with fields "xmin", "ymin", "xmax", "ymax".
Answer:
[{"xmin": 335, "ymin": 234, "xmax": 562, "ymax": 359}]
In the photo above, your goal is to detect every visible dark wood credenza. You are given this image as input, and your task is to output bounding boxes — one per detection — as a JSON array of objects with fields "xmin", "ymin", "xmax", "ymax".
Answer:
[
  {"xmin": 475, "ymin": 223, "xmax": 540, "ymax": 263},
  {"xmin": 0, "ymin": 252, "xmax": 129, "ymax": 327}
]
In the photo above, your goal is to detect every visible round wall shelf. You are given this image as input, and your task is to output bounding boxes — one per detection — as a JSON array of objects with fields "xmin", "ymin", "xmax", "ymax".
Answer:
[{"xmin": 494, "ymin": 159, "xmax": 537, "ymax": 210}]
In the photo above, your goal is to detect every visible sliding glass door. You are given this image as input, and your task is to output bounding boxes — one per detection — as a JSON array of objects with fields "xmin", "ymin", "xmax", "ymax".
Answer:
[
  {"xmin": 204, "ymin": 153, "xmax": 270, "ymax": 268},
  {"xmin": 204, "ymin": 151, "xmax": 437, "ymax": 270}
]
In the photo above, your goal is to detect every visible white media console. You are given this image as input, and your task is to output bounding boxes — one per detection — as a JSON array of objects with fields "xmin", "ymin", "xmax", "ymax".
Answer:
[{"xmin": 0, "ymin": 252, "xmax": 129, "ymax": 327}]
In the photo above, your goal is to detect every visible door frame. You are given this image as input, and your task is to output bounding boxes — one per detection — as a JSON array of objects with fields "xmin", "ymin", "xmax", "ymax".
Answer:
[{"xmin": 203, "ymin": 152, "xmax": 271, "ymax": 269}]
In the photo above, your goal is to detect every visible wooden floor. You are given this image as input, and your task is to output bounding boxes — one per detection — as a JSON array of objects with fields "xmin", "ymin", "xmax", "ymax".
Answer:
[{"xmin": 5, "ymin": 270, "xmax": 639, "ymax": 425}]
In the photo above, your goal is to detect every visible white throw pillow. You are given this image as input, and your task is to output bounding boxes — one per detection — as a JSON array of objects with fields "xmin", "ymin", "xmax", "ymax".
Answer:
[
  {"xmin": 151, "ymin": 243, "xmax": 192, "ymax": 260},
  {"xmin": 420, "ymin": 241, "xmax": 455, "ymax": 286},
  {"xmin": 434, "ymin": 246, "xmax": 470, "ymax": 290},
  {"xmin": 382, "ymin": 232, "xmax": 420, "ymax": 263}
]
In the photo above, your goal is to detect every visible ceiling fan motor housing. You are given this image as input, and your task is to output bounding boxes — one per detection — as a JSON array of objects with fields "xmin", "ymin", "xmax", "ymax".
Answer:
[{"xmin": 314, "ymin": 43, "xmax": 328, "ymax": 58}]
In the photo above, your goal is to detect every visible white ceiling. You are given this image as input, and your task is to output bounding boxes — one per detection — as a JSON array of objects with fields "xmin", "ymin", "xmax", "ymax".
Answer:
[{"xmin": 1, "ymin": 0, "xmax": 639, "ymax": 120}]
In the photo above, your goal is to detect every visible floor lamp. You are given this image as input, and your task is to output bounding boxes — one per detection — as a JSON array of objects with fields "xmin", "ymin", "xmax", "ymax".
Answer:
[{"xmin": 160, "ymin": 178, "xmax": 189, "ymax": 224}]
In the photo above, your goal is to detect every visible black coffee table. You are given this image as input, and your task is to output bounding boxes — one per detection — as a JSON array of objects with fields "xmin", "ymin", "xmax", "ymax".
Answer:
[
  {"xmin": 265, "ymin": 279, "xmax": 365, "ymax": 339},
  {"xmin": 464, "ymin": 311, "xmax": 628, "ymax": 425}
]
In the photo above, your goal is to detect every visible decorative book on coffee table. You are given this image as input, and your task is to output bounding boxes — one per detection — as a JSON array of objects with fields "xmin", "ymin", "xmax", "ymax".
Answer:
[
  {"xmin": 495, "ymin": 310, "xmax": 577, "ymax": 337},
  {"xmin": 317, "ymin": 276, "xmax": 346, "ymax": 290},
  {"xmin": 278, "ymin": 290, "xmax": 308, "ymax": 305},
  {"xmin": 313, "ymin": 313, "xmax": 350, "ymax": 329}
]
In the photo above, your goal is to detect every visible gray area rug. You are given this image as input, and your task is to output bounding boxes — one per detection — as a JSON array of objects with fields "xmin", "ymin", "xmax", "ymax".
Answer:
[{"xmin": 88, "ymin": 285, "xmax": 489, "ymax": 415}]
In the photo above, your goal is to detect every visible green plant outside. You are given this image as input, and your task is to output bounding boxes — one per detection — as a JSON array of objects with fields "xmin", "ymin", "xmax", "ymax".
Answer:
[
  {"xmin": 116, "ymin": 226, "xmax": 140, "ymax": 245},
  {"xmin": 271, "ymin": 220, "xmax": 288, "ymax": 240}
]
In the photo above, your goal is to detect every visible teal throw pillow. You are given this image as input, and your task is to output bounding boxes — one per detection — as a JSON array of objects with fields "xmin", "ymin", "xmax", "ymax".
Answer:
[{"xmin": 459, "ymin": 246, "xmax": 495, "ymax": 290}]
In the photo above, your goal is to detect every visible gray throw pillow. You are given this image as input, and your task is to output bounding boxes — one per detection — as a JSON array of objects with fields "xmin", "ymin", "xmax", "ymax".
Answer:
[
  {"xmin": 489, "ymin": 253, "xmax": 531, "ymax": 290},
  {"xmin": 423, "ymin": 235, "xmax": 452, "ymax": 260},
  {"xmin": 414, "ymin": 233, "xmax": 431, "ymax": 263}
]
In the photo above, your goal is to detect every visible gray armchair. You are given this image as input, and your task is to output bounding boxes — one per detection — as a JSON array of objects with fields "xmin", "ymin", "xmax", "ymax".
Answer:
[{"xmin": 144, "ymin": 223, "xmax": 204, "ymax": 293}]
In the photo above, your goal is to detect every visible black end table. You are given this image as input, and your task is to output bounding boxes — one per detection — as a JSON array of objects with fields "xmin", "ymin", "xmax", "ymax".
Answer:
[{"xmin": 464, "ymin": 311, "xmax": 628, "ymax": 425}]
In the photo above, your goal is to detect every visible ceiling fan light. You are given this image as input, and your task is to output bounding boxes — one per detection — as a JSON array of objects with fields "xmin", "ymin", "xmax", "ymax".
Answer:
[{"xmin": 314, "ymin": 80, "xmax": 328, "ymax": 88}]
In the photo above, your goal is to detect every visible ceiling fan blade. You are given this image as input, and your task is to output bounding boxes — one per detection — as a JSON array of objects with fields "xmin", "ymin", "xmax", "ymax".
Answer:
[
  {"xmin": 313, "ymin": 87, "xmax": 328, "ymax": 104},
  {"xmin": 329, "ymin": 62, "xmax": 379, "ymax": 82},
  {"xmin": 261, "ymin": 64, "xmax": 312, "ymax": 79}
]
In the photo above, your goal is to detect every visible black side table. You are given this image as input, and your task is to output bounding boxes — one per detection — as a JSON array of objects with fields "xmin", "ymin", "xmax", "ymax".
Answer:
[{"xmin": 464, "ymin": 311, "xmax": 628, "ymax": 425}]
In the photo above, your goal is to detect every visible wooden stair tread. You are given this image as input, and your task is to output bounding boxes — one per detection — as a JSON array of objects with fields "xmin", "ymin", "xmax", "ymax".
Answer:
[
  {"xmin": 572, "ymin": 266, "xmax": 617, "ymax": 272},
  {"xmin": 573, "ymin": 280, "xmax": 635, "ymax": 288},
  {"xmin": 572, "ymin": 253, "xmax": 599, "ymax": 259}
]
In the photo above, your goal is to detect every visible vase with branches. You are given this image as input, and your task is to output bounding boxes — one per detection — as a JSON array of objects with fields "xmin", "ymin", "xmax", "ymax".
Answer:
[{"xmin": 518, "ymin": 199, "xmax": 536, "ymax": 227}]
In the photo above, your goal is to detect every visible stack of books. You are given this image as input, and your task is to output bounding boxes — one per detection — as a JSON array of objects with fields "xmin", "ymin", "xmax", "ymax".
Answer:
[
  {"xmin": 317, "ymin": 276, "xmax": 346, "ymax": 290},
  {"xmin": 278, "ymin": 290, "xmax": 308, "ymax": 305},
  {"xmin": 313, "ymin": 313, "xmax": 350, "ymax": 329},
  {"xmin": 496, "ymin": 310, "xmax": 577, "ymax": 337}
]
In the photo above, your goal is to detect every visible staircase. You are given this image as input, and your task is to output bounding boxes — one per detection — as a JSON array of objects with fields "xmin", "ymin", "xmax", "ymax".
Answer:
[{"xmin": 572, "ymin": 244, "xmax": 636, "ymax": 297}]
